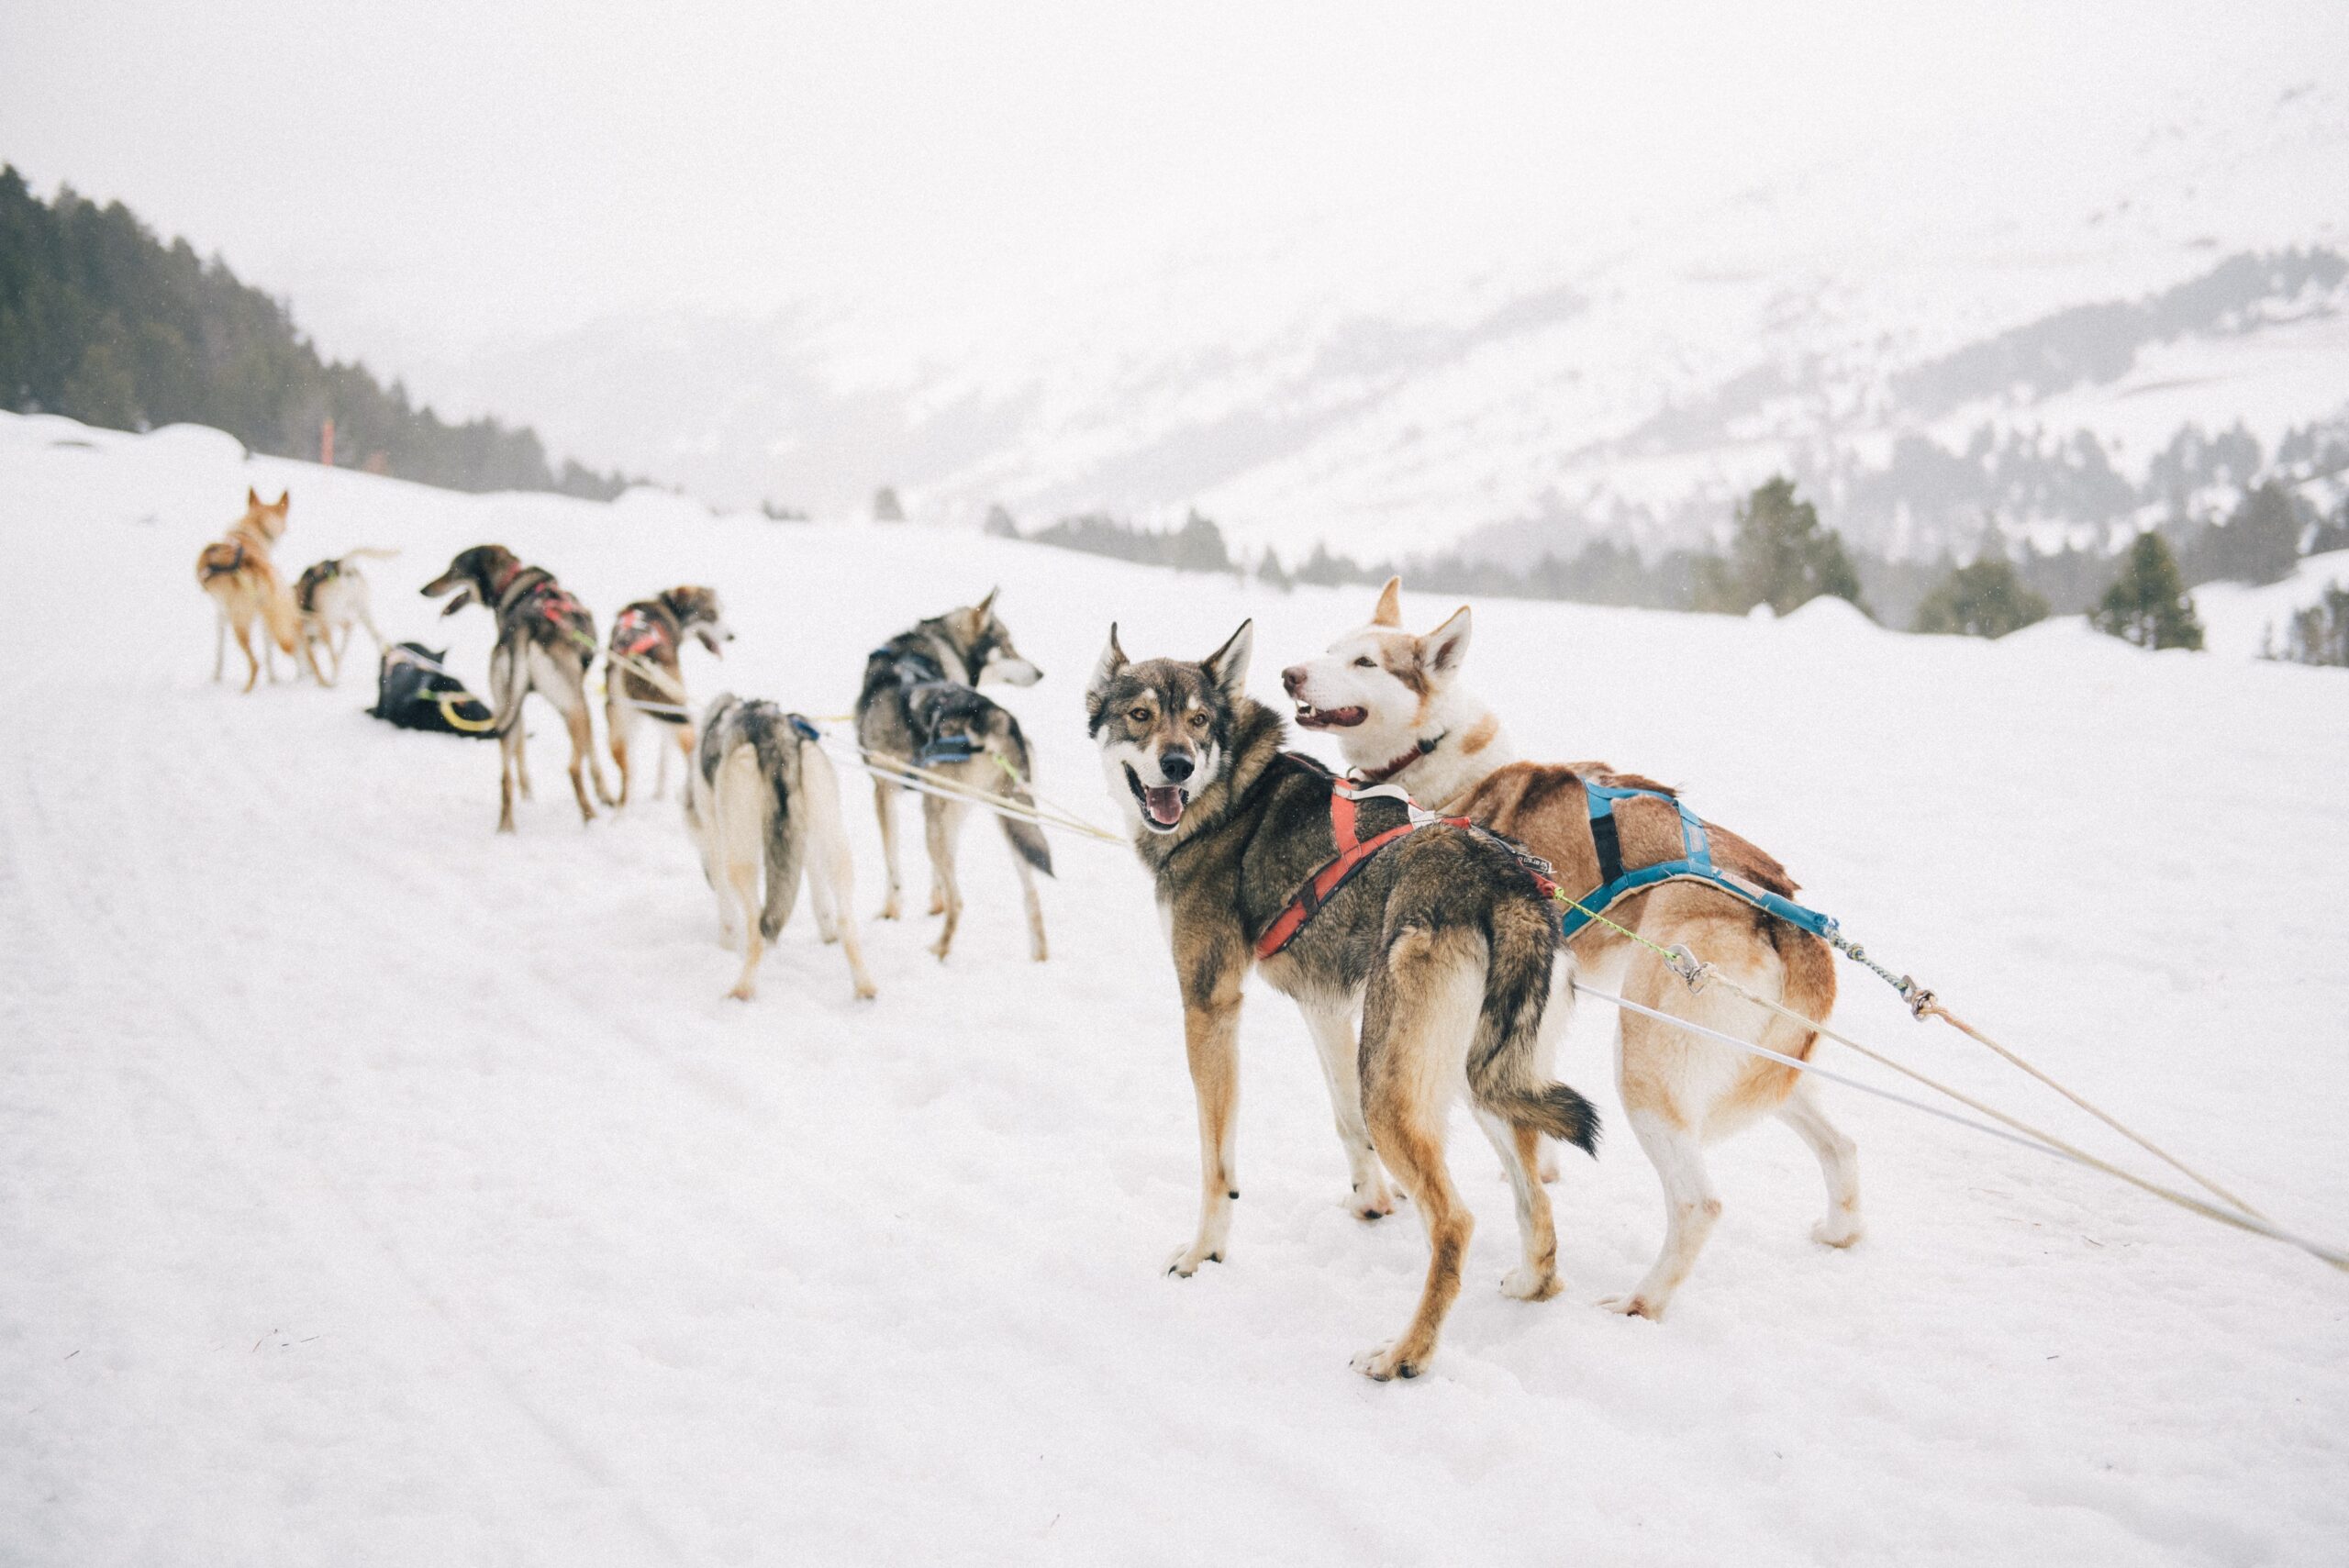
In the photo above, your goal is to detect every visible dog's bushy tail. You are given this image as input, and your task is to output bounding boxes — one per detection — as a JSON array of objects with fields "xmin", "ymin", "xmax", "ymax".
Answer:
[
  {"xmin": 741, "ymin": 705, "xmax": 807, "ymax": 942},
  {"xmin": 990, "ymin": 714, "xmax": 1053, "ymax": 876},
  {"xmin": 1467, "ymin": 893, "xmax": 1600, "ymax": 1153}
]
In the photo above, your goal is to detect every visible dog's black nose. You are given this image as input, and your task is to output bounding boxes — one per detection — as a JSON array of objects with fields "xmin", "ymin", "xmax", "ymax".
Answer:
[
  {"xmin": 1159, "ymin": 751, "xmax": 1194, "ymax": 783},
  {"xmin": 1281, "ymin": 664, "xmax": 1307, "ymax": 695}
]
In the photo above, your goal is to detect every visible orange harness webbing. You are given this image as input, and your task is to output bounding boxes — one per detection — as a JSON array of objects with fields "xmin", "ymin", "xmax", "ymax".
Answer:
[{"xmin": 1254, "ymin": 778, "xmax": 1470, "ymax": 961}]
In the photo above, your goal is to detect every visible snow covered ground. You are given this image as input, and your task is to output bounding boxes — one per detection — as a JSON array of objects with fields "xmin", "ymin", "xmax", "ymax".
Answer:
[{"xmin": 2, "ymin": 413, "xmax": 2343, "ymax": 1565}]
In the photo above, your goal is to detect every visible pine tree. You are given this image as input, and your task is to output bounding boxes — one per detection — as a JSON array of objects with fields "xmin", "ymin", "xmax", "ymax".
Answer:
[
  {"xmin": 2092, "ymin": 532, "xmax": 2205, "ymax": 651},
  {"xmin": 1168, "ymin": 509, "xmax": 1232, "ymax": 573},
  {"xmin": 872, "ymin": 486, "xmax": 906, "ymax": 523},
  {"xmin": 1257, "ymin": 546, "xmax": 1294, "ymax": 593},
  {"xmin": 2266, "ymin": 584, "xmax": 2349, "ymax": 667},
  {"xmin": 982, "ymin": 503, "xmax": 1019, "ymax": 539},
  {"xmin": 1698, "ymin": 477, "xmax": 1869, "ymax": 617},
  {"xmin": 1912, "ymin": 548, "xmax": 2050, "ymax": 639}
]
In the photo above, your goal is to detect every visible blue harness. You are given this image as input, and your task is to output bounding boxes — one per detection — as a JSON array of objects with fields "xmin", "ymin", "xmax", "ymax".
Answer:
[{"xmin": 1558, "ymin": 783, "xmax": 1838, "ymax": 943}]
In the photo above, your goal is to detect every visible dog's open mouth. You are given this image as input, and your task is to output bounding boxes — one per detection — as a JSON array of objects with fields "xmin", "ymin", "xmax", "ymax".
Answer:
[
  {"xmin": 1124, "ymin": 763, "xmax": 1190, "ymax": 832},
  {"xmin": 1294, "ymin": 702, "xmax": 1367, "ymax": 729}
]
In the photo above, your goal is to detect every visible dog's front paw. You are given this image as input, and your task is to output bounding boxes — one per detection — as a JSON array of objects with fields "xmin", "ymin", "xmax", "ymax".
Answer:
[
  {"xmin": 1349, "ymin": 1179, "xmax": 1397, "ymax": 1220},
  {"xmin": 1598, "ymin": 1292, "xmax": 1664, "ymax": 1321},
  {"xmin": 1501, "ymin": 1265, "xmax": 1564, "ymax": 1302},
  {"xmin": 727, "ymin": 982, "xmax": 757, "ymax": 1002},
  {"xmin": 1350, "ymin": 1341, "xmax": 1423, "ymax": 1382},
  {"xmin": 1163, "ymin": 1240, "xmax": 1224, "ymax": 1277},
  {"xmin": 1812, "ymin": 1212, "xmax": 1865, "ymax": 1249},
  {"xmin": 878, "ymin": 897, "xmax": 901, "ymax": 921}
]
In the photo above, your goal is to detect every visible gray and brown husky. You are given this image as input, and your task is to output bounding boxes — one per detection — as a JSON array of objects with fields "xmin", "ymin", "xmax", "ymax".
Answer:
[
  {"xmin": 855, "ymin": 592, "xmax": 1047, "ymax": 956},
  {"xmin": 685, "ymin": 695, "xmax": 875, "ymax": 1002},
  {"xmin": 1088, "ymin": 620, "xmax": 1599, "ymax": 1381},
  {"xmin": 421, "ymin": 545, "xmax": 614, "ymax": 833}
]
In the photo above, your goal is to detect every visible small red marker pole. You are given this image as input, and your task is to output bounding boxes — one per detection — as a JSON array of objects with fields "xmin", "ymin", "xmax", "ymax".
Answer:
[{"xmin": 321, "ymin": 417, "xmax": 336, "ymax": 468}]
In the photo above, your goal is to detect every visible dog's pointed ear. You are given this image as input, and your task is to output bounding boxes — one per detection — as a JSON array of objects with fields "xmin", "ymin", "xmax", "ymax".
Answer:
[
  {"xmin": 1202, "ymin": 619, "xmax": 1253, "ymax": 702},
  {"xmin": 1422, "ymin": 605, "xmax": 1472, "ymax": 678},
  {"xmin": 974, "ymin": 586, "xmax": 998, "ymax": 620},
  {"xmin": 246, "ymin": 485, "xmax": 261, "ymax": 507},
  {"xmin": 1373, "ymin": 575, "xmax": 1403, "ymax": 627},
  {"xmin": 275, "ymin": 489, "xmax": 289, "ymax": 509},
  {"xmin": 1089, "ymin": 623, "xmax": 1128, "ymax": 699}
]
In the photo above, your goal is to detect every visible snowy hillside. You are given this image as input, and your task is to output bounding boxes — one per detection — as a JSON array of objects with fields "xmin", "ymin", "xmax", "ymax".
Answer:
[
  {"xmin": 2, "ymin": 414, "xmax": 2344, "ymax": 1565},
  {"xmin": 421, "ymin": 68, "xmax": 2349, "ymax": 564}
]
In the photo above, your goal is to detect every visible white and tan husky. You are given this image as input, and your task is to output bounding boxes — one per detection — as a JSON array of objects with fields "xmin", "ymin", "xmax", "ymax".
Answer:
[
  {"xmin": 1280, "ymin": 578, "xmax": 1861, "ymax": 1320},
  {"xmin": 685, "ymin": 695, "xmax": 876, "ymax": 1002}
]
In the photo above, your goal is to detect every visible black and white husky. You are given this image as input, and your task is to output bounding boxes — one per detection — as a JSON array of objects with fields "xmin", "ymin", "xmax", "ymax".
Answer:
[
  {"xmin": 854, "ymin": 591, "xmax": 1043, "ymax": 931},
  {"xmin": 685, "ymin": 695, "xmax": 876, "ymax": 1002}
]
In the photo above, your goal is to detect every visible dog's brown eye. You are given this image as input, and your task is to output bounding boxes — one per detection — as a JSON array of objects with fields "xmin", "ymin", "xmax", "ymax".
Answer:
[
  {"xmin": 1187, "ymin": 713, "xmax": 1208, "ymax": 728},
  {"xmin": 1129, "ymin": 706, "xmax": 1151, "ymax": 724},
  {"xmin": 1354, "ymin": 656, "xmax": 1375, "ymax": 668}
]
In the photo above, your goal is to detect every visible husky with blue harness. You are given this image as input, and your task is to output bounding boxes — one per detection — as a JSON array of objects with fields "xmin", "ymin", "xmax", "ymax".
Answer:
[
  {"xmin": 855, "ymin": 594, "xmax": 1049, "ymax": 961},
  {"xmin": 1283, "ymin": 577, "xmax": 1861, "ymax": 1322}
]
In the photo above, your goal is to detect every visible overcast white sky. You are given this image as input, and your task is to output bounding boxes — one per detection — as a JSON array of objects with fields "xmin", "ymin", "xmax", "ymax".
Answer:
[{"xmin": 4, "ymin": 1, "xmax": 2343, "ymax": 369}]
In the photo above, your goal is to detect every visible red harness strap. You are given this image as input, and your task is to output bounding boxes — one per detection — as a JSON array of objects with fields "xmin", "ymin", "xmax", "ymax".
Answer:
[
  {"xmin": 614, "ymin": 607, "xmax": 670, "ymax": 658},
  {"xmin": 1256, "ymin": 783, "xmax": 1466, "ymax": 961}
]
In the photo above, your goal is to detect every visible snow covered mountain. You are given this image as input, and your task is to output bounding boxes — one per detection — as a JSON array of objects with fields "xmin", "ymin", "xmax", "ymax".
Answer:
[{"xmin": 418, "ymin": 67, "xmax": 2349, "ymax": 564}]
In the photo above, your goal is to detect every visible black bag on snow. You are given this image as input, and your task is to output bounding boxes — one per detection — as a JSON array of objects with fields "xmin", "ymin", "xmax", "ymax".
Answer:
[{"xmin": 368, "ymin": 642, "xmax": 499, "ymax": 738}]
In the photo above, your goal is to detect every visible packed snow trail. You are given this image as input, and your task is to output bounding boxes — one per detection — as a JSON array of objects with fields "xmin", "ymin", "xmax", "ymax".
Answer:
[{"xmin": 1, "ymin": 415, "xmax": 2343, "ymax": 1566}]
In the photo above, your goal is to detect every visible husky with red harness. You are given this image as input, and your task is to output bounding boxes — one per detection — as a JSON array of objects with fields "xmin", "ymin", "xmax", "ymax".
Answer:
[
  {"xmin": 421, "ymin": 545, "xmax": 616, "ymax": 833},
  {"xmin": 604, "ymin": 585, "xmax": 733, "ymax": 806},
  {"xmin": 1087, "ymin": 619, "xmax": 1598, "ymax": 1382}
]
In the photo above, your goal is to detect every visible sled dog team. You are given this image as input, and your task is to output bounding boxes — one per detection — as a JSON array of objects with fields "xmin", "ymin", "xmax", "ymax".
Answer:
[{"xmin": 196, "ymin": 491, "xmax": 1862, "ymax": 1380}]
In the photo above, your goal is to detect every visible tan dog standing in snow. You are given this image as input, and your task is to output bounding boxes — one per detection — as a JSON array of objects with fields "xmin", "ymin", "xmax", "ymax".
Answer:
[{"xmin": 1279, "ymin": 577, "xmax": 1861, "ymax": 1319}]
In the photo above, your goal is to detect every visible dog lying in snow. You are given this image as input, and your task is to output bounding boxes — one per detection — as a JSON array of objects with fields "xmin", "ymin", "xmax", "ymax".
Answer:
[
  {"xmin": 1089, "ymin": 619, "xmax": 1598, "ymax": 1380},
  {"xmin": 420, "ymin": 545, "xmax": 614, "ymax": 833},
  {"xmin": 293, "ymin": 548, "xmax": 397, "ymax": 686},
  {"xmin": 195, "ymin": 487, "xmax": 299, "ymax": 692},
  {"xmin": 685, "ymin": 695, "xmax": 875, "ymax": 1002},
  {"xmin": 606, "ymin": 585, "xmax": 733, "ymax": 806},
  {"xmin": 1279, "ymin": 577, "xmax": 1860, "ymax": 1320}
]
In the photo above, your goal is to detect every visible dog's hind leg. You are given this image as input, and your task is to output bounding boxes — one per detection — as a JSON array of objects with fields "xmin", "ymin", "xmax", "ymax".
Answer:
[
  {"xmin": 212, "ymin": 610, "xmax": 226, "ymax": 683},
  {"xmin": 1780, "ymin": 1079, "xmax": 1864, "ymax": 1248},
  {"xmin": 1297, "ymin": 998, "xmax": 1396, "ymax": 1219},
  {"xmin": 1352, "ymin": 933, "xmax": 1479, "ymax": 1381},
  {"xmin": 801, "ymin": 750, "xmax": 877, "ymax": 998},
  {"xmin": 233, "ymin": 619, "xmax": 261, "ymax": 693},
  {"xmin": 498, "ymin": 727, "xmax": 520, "ymax": 833},
  {"xmin": 561, "ymin": 698, "xmax": 600, "ymax": 824},
  {"xmin": 872, "ymin": 780, "xmax": 905, "ymax": 920},
  {"xmin": 1599, "ymin": 1103, "xmax": 1720, "ymax": 1322},
  {"xmin": 607, "ymin": 698, "xmax": 634, "ymax": 807},
  {"xmin": 1476, "ymin": 1109, "xmax": 1564, "ymax": 1302},
  {"xmin": 924, "ymin": 795, "xmax": 967, "ymax": 962},
  {"xmin": 726, "ymin": 853, "xmax": 764, "ymax": 999}
]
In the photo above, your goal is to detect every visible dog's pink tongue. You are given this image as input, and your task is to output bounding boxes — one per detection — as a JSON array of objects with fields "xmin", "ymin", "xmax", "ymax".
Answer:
[{"xmin": 1144, "ymin": 785, "xmax": 1186, "ymax": 826}]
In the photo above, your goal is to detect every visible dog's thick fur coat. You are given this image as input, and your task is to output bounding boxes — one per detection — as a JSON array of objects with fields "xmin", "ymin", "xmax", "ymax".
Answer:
[
  {"xmin": 195, "ymin": 488, "xmax": 298, "ymax": 691},
  {"xmin": 685, "ymin": 695, "xmax": 876, "ymax": 1001},
  {"xmin": 293, "ymin": 548, "xmax": 396, "ymax": 686},
  {"xmin": 421, "ymin": 545, "xmax": 615, "ymax": 833},
  {"xmin": 606, "ymin": 585, "xmax": 732, "ymax": 806},
  {"xmin": 855, "ymin": 592, "xmax": 1048, "ymax": 959},
  {"xmin": 1090, "ymin": 620, "xmax": 1598, "ymax": 1379},
  {"xmin": 1282, "ymin": 578, "xmax": 1860, "ymax": 1319}
]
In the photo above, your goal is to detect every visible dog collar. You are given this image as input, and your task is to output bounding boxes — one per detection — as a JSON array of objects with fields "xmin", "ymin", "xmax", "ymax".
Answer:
[{"xmin": 1352, "ymin": 730, "xmax": 1446, "ymax": 788}]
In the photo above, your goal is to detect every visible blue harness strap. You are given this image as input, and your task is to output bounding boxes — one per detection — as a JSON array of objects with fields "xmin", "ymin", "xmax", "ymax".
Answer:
[
  {"xmin": 916, "ymin": 734, "xmax": 982, "ymax": 768},
  {"xmin": 1559, "ymin": 783, "xmax": 1839, "ymax": 942}
]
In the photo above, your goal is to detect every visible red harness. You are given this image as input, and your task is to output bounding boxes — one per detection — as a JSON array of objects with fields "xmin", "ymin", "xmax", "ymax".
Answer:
[
  {"xmin": 1255, "ymin": 767, "xmax": 1561, "ymax": 962},
  {"xmin": 614, "ymin": 606, "xmax": 671, "ymax": 658},
  {"xmin": 1255, "ymin": 777, "xmax": 1471, "ymax": 961}
]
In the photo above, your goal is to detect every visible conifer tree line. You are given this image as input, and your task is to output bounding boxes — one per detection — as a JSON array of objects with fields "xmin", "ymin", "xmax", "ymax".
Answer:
[
  {"xmin": 0, "ymin": 167, "xmax": 636, "ymax": 498},
  {"xmin": 997, "ymin": 469, "xmax": 2348, "ymax": 655}
]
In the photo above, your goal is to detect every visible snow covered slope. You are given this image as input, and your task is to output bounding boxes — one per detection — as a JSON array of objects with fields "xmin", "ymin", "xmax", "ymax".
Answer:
[{"xmin": 2, "ymin": 414, "xmax": 2343, "ymax": 1565}]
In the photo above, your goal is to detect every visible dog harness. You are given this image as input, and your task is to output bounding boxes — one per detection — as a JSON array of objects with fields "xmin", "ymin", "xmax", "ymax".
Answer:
[
  {"xmin": 613, "ymin": 606, "xmax": 674, "ymax": 659},
  {"xmin": 1558, "ymin": 783, "xmax": 1837, "ymax": 942},
  {"xmin": 1254, "ymin": 761, "xmax": 1553, "ymax": 961}
]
